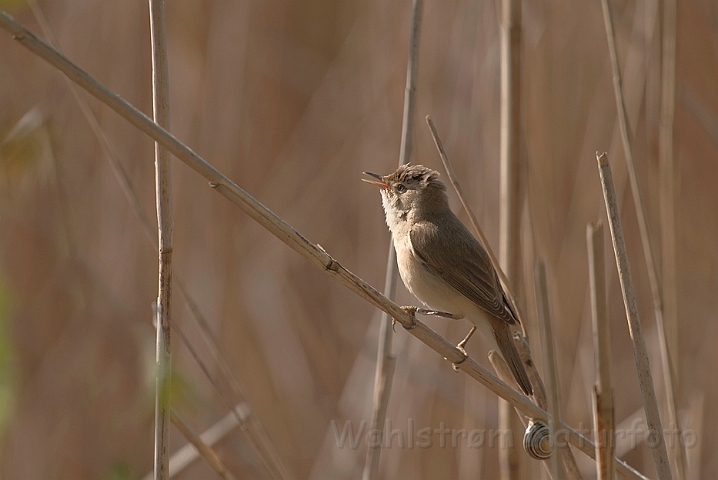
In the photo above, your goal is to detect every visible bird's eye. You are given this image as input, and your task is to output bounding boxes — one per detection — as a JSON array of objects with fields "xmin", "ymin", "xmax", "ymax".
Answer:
[{"xmin": 396, "ymin": 184, "xmax": 407, "ymax": 193}]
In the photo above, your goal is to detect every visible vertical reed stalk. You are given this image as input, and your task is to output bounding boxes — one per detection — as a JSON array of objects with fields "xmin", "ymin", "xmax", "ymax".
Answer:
[
  {"xmin": 587, "ymin": 222, "xmax": 615, "ymax": 480},
  {"xmin": 659, "ymin": 0, "xmax": 685, "ymax": 475},
  {"xmin": 499, "ymin": 0, "xmax": 523, "ymax": 476},
  {"xmin": 658, "ymin": 0, "xmax": 679, "ymax": 382},
  {"xmin": 149, "ymin": 1, "xmax": 173, "ymax": 479},
  {"xmin": 534, "ymin": 261, "xmax": 565, "ymax": 480},
  {"xmin": 363, "ymin": 0, "xmax": 423, "ymax": 478}
]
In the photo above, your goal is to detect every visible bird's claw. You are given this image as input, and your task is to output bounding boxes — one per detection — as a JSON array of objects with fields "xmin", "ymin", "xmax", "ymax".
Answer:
[{"xmin": 399, "ymin": 306, "xmax": 418, "ymax": 330}]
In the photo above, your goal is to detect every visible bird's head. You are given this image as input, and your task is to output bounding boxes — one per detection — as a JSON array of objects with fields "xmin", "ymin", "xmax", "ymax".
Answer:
[{"xmin": 362, "ymin": 164, "xmax": 448, "ymax": 227}]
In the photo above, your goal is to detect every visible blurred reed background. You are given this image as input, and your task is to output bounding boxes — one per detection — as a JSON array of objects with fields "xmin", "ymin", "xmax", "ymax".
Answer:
[{"xmin": 0, "ymin": 0, "xmax": 716, "ymax": 478}]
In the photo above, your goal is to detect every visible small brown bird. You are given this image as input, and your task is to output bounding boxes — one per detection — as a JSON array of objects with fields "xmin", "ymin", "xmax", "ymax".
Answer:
[{"xmin": 363, "ymin": 164, "xmax": 532, "ymax": 396}]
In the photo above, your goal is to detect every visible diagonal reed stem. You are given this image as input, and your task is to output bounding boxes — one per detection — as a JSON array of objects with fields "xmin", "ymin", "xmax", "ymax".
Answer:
[
  {"xmin": 595, "ymin": 152, "xmax": 672, "ymax": 480},
  {"xmin": 141, "ymin": 405, "xmax": 247, "ymax": 480},
  {"xmin": 170, "ymin": 409, "xmax": 239, "ymax": 480},
  {"xmin": 425, "ymin": 116, "xmax": 525, "ymax": 327}
]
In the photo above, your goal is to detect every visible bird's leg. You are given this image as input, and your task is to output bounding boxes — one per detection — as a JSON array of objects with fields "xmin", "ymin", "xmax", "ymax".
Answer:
[
  {"xmin": 397, "ymin": 306, "xmax": 471, "ymax": 372},
  {"xmin": 415, "ymin": 308, "xmax": 464, "ymax": 320},
  {"xmin": 396, "ymin": 307, "xmax": 464, "ymax": 331},
  {"xmin": 452, "ymin": 326, "xmax": 477, "ymax": 372},
  {"xmin": 457, "ymin": 326, "xmax": 477, "ymax": 352}
]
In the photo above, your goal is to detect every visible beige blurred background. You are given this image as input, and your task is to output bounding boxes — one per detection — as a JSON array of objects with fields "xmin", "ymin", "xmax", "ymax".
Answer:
[{"xmin": 0, "ymin": 0, "xmax": 716, "ymax": 478}]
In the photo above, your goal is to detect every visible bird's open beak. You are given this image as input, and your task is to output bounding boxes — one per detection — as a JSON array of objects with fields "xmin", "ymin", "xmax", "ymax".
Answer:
[{"xmin": 361, "ymin": 171, "xmax": 390, "ymax": 190}]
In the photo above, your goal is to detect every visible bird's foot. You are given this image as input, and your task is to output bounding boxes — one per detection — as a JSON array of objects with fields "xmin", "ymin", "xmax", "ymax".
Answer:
[
  {"xmin": 399, "ymin": 306, "xmax": 418, "ymax": 330},
  {"xmin": 452, "ymin": 326, "xmax": 477, "ymax": 372}
]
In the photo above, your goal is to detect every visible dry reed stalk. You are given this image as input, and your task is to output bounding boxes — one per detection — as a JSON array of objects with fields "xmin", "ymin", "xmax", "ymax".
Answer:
[
  {"xmin": 499, "ymin": 0, "xmax": 522, "ymax": 295},
  {"xmin": 23, "ymin": 7, "xmax": 291, "ymax": 477},
  {"xmin": 426, "ymin": 112, "xmax": 527, "ymax": 408},
  {"xmin": 600, "ymin": 2, "xmax": 684, "ymax": 478},
  {"xmin": 500, "ymin": 0, "xmax": 525, "ymax": 472},
  {"xmin": 659, "ymin": 1, "xmax": 685, "ymax": 476},
  {"xmin": 363, "ymin": 352, "xmax": 396, "ymax": 480},
  {"xmin": 587, "ymin": 222, "xmax": 615, "ymax": 480},
  {"xmin": 659, "ymin": 0, "xmax": 678, "ymax": 378},
  {"xmin": 149, "ymin": 1, "xmax": 172, "ymax": 478},
  {"xmin": 0, "ymin": 16, "xmax": 649, "ymax": 479},
  {"xmin": 595, "ymin": 152, "xmax": 672, "ymax": 480},
  {"xmin": 425, "ymin": 116, "xmax": 524, "ymax": 325},
  {"xmin": 363, "ymin": 0, "xmax": 423, "ymax": 478},
  {"xmin": 534, "ymin": 261, "xmax": 565, "ymax": 480},
  {"xmin": 170, "ymin": 409, "xmax": 239, "ymax": 480}
]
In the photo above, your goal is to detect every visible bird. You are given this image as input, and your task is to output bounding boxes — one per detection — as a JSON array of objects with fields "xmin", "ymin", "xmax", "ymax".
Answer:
[{"xmin": 363, "ymin": 163, "xmax": 533, "ymax": 396}]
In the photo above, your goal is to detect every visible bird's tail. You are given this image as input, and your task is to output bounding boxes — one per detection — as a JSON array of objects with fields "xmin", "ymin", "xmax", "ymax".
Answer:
[{"xmin": 493, "ymin": 322, "xmax": 533, "ymax": 396}]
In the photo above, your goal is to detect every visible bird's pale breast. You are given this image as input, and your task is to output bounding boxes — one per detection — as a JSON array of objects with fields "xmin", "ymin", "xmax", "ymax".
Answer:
[{"xmin": 393, "ymin": 229, "xmax": 500, "ymax": 353}]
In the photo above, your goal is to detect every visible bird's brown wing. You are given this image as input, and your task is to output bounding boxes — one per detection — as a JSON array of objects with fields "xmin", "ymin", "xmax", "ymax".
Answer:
[{"xmin": 409, "ymin": 219, "xmax": 517, "ymax": 325}]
